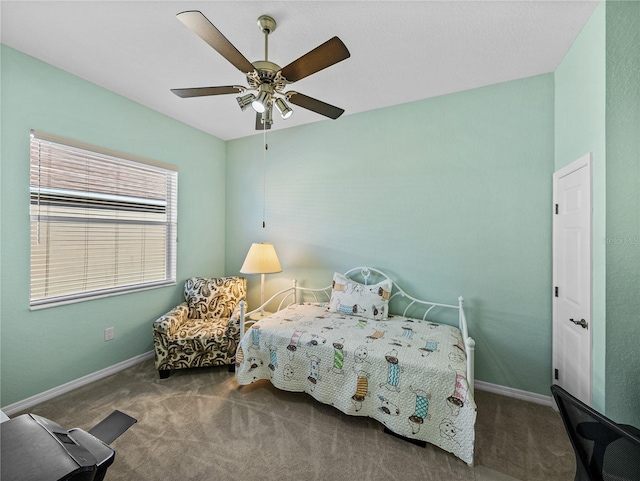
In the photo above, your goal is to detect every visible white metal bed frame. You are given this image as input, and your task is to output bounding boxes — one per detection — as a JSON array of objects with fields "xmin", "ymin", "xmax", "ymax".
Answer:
[{"xmin": 238, "ymin": 267, "xmax": 475, "ymax": 395}]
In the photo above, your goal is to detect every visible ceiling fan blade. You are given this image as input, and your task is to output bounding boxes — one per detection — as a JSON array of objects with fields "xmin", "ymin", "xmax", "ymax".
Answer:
[
  {"xmin": 171, "ymin": 86, "xmax": 244, "ymax": 98},
  {"xmin": 177, "ymin": 10, "xmax": 255, "ymax": 74},
  {"xmin": 280, "ymin": 37, "xmax": 350, "ymax": 83},
  {"xmin": 287, "ymin": 92, "xmax": 345, "ymax": 119},
  {"xmin": 255, "ymin": 113, "xmax": 271, "ymax": 130}
]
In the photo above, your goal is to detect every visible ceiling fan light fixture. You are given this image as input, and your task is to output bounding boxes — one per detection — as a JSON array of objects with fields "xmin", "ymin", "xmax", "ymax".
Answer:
[
  {"xmin": 275, "ymin": 97, "xmax": 293, "ymax": 119},
  {"xmin": 252, "ymin": 90, "xmax": 270, "ymax": 113},
  {"xmin": 265, "ymin": 103, "xmax": 273, "ymax": 126},
  {"xmin": 236, "ymin": 93, "xmax": 256, "ymax": 111}
]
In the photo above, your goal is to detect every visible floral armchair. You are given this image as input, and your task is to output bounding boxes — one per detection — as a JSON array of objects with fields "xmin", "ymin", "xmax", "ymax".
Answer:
[{"xmin": 153, "ymin": 276, "xmax": 247, "ymax": 378}]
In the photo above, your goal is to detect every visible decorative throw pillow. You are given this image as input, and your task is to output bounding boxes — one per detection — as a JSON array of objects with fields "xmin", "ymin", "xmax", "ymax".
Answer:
[{"xmin": 329, "ymin": 272, "xmax": 391, "ymax": 320}]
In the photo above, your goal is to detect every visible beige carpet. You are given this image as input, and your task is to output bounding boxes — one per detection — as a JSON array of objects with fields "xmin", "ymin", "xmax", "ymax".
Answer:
[{"xmin": 13, "ymin": 360, "xmax": 575, "ymax": 481}]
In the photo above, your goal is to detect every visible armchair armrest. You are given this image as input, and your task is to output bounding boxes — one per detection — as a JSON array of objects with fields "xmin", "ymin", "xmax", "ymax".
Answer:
[{"xmin": 153, "ymin": 302, "xmax": 189, "ymax": 338}]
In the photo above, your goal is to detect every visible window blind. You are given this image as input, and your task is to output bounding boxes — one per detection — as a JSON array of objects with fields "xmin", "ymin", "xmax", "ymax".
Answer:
[{"xmin": 29, "ymin": 130, "xmax": 178, "ymax": 309}]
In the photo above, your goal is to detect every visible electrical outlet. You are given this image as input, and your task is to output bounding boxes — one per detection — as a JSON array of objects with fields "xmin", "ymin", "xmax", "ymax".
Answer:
[{"xmin": 104, "ymin": 327, "xmax": 115, "ymax": 341}]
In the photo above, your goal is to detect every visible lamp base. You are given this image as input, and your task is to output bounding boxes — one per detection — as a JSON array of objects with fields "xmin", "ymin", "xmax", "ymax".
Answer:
[{"xmin": 248, "ymin": 310, "xmax": 272, "ymax": 321}]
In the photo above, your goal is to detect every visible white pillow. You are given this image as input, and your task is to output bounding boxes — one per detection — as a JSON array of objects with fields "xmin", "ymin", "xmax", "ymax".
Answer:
[{"xmin": 329, "ymin": 272, "xmax": 391, "ymax": 320}]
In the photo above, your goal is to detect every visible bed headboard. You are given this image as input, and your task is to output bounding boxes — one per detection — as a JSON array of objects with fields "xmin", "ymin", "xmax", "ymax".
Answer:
[{"xmin": 342, "ymin": 267, "xmax": 467, "ymax": 334}]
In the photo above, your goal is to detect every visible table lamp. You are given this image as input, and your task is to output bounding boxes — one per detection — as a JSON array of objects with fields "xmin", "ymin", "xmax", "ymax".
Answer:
[{"xmin": 239, "ymin": 242, "xmax": 282, "ymax": 318}]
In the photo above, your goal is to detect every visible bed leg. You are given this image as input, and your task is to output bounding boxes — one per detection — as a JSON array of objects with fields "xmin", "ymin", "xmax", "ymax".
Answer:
[
  {"xmin": 466, "ymin": 337, "xmax": 476, "ymax": 397},
  {"xmin": 383, "ymin": 427, "xmax": 427, "ymax": 448}
]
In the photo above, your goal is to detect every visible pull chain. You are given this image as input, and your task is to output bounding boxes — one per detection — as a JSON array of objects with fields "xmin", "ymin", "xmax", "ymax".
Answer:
[{"xmin": 263, "ymin": 126, "xmax": 267, "ymax": 228}]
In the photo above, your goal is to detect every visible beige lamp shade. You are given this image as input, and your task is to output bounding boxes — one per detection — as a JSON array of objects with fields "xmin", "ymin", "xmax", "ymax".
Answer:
[{"xmin": 240, "ymin": 243, "xmax": 282, "ymax": 274}]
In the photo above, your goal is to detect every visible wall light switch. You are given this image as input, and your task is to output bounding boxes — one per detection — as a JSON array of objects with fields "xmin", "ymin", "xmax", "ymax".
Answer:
[{"xmin": 104, "ymin": 327, "xmax": 115, "ymax": 341}]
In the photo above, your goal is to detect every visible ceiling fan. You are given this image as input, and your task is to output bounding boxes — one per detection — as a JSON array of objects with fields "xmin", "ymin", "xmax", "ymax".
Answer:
[{"xmin": 171, "ymin": 11, "xmax": 351, "ymax": 130}]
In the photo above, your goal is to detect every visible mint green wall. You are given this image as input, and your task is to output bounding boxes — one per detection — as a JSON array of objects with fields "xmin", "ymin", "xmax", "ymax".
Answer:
[
  {"xmin": 605, "ymin": 1, "xmax": 640, "ymax": 426},
  {"xmin": 552, "ymin": 1, "xmax": 640, "ymax": 423},
  {"xmin": 226, "ymin": 75, "xmax": 555, "ymax": 395},
  {"xmin": 5, "ymin": 3, "xmax": 635, "ymax": 412},
  {"xmin": 0, "ymin": 45, "xmax": 226, "ymax": 407},
  {"xmin": 554, "ymin": 1, "xmax": 606, "ymax": 412}
]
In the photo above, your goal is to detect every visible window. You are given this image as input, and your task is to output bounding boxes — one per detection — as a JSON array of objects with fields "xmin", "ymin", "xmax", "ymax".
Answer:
[{"xmin": 29, "ymin": 130, "xmax": 178, "ymax": 309}]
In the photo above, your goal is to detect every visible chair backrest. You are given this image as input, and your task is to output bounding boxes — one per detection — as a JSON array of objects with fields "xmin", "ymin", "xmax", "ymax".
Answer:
[
  {"xmin": 551, "ymin": 384, "xmax": 640, "ymax": 481},
  {"xmin": 184, "ymin": 277, "xmax": 246, "ymax": 319}
]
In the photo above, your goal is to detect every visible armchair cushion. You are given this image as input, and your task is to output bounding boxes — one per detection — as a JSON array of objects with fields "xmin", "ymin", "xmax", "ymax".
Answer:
[{"xmin": 174, "ymin": 317, "xmax": 230, "ymax": 340}]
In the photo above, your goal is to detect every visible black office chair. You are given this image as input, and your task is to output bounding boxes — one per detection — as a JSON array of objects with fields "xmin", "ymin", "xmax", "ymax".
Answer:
[{"xmin": 551, "ymin": 384, "xmax": 640, "ymax": 481}]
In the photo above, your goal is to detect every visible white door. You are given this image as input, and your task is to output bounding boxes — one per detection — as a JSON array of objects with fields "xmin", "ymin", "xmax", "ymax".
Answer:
[{"xmin": 552, "ymin": 154, "xmax": 592, "ymax": 405}]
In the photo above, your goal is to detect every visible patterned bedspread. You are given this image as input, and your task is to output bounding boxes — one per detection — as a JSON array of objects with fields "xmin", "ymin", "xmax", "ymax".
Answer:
[{"xmin": 235, "ymin": 302, "xmax": 476, "ymax": 465}]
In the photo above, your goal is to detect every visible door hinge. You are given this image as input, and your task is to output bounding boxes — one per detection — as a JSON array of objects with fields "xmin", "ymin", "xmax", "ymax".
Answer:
[
  {"xmin": 555, "ymin": 286, "xmax": 558, "ymax": 297},
  {"xmin": 555, "ymin": 369, "xmax": 559, "ymax": 381},
  {"xmin": 555, "ymin": 204, "xmax": 558, "ymax": 214}
]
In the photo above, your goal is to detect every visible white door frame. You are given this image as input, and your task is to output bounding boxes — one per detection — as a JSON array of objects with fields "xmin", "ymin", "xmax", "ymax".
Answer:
[{"xmin": 552, "ymin": 153, "xmax": 593, "ymax": 405}]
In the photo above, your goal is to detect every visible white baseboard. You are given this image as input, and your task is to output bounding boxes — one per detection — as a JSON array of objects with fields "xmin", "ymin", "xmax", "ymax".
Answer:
[
  {"xmin": 475, "ymin": 380, "xmax": 554, "ymax": 407},
  {"xmin": 1, "ymin": 351, "xmax": 154, "ymax": 416}
]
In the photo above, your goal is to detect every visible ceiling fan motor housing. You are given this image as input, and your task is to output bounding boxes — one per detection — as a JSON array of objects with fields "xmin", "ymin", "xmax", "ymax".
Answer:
[
  {"xmin": 249, "ymin": 16, "xmax": 288, "ymax": 91},
  {"xmin": 248, "ymin": 61, "xmax": 287, "ymax": 91}
]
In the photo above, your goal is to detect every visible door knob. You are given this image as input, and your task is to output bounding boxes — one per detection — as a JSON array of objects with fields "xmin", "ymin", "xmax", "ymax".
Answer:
[{"xmin": 569, "ymin": 318, "xmax": 588, "ymax": 329}]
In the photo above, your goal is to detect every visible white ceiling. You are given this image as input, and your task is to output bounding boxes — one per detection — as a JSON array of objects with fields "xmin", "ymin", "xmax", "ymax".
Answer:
[{"xmin": 1, "ymin": 1, "xmax": 599, "ymax": 141}]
